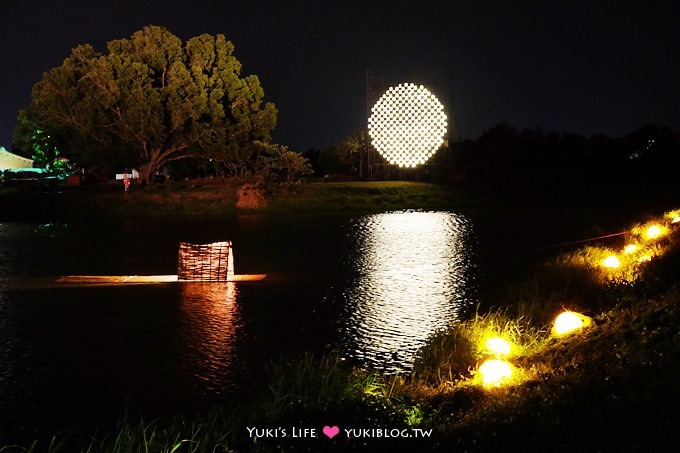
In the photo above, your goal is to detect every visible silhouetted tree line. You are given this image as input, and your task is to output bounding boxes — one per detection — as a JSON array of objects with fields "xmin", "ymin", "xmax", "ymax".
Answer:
[
  {"xmin": 315, "ymin": 123, "xmax": 680, "ymax": 202},
  {"xmin": 454, "ymin": 123, "xmax": 680, "ymax": 202}
]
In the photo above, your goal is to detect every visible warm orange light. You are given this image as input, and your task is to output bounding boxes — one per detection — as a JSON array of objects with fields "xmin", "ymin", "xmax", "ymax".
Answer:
[
  {"xmin": 645, "ymin": 225, "xmax": 663, "ymax": 240},
  {"xmin": 664, "ymin": 210, "xmax": 680, "ymax": 223},
  {"xmin": 623, "ymin": 244, "xmax": 638, "ymax": 254},
  {"xmin": 552, "ymin": 311, "xmax": 591, "ymax": 337},
  {"xmin": 485, "ymin": 337, "xmax": 512, "ymax": 356},
  {"xmin": 478, "ymin": 359, "xmax": 514, "ymax": 387},
  {"xmin": 637, "ymin": 254, "xmax": 652, "ymax": 263},
  {"xmin": 602, "ymin": 255, "xmax": 620, "ymax": 269}
]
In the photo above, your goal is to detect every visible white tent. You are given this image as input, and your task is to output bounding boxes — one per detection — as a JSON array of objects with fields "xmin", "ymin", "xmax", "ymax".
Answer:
[{"xmin": 0, "ymin": 147, "xmax": 33, "ymax": 170}]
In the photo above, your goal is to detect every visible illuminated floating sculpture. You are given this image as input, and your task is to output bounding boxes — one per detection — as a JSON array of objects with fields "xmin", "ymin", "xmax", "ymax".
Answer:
[
  {"xmin": 56, "ymin": 241, "xmax": 266, "ymax": 285},
  {"xmin": 177, "ymin": 241, "xmax": 234, "ymax": 281},
  {"xmin": 368, "ymin": 83, "xmax": 447, "ymax": 168},
  {"xmin": 551, "ymin": 311, "xmax": 592, "ymax": 337}
]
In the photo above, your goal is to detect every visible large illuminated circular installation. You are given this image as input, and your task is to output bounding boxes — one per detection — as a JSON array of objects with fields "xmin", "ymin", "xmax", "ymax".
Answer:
[{"xmin": 368, "ymin": 83, "xmax": 447, "ymax": 168}]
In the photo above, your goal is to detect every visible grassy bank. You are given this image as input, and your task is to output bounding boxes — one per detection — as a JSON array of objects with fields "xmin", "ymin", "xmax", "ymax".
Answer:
[
  {"xmin": 4, "ymin": 209, "xmax": 680, "ymax": 451},
  {"xmin": 0, "ymin": 179, "xmax": 478, "ymax": 220},
  {"xmin": 1, "ymin": 177, "xmax": 677, "ymax": 221},
  {"xmin": 267, "ymin": 181, "xmax": 474, "ymax": 212}
]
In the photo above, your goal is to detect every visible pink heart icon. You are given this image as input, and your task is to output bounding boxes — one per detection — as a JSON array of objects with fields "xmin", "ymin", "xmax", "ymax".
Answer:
[{"xmin": 322, "ymin": 425, "xmax": 340, "ymax": 439}]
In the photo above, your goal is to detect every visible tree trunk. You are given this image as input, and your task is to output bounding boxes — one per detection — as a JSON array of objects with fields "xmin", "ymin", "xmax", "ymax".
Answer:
[{"xmin": 140, "ymin": 162, "xmax": 155, "ymax": 185}]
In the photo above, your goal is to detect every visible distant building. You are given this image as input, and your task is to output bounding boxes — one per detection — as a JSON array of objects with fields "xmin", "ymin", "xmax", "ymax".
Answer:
[
  {"xmin": 115, "ymin": 169, "xmax": 140, "ymax": 180},
  {"xmin": 0, "ymin": 147, "xmax": 33, "ymax": 170}
]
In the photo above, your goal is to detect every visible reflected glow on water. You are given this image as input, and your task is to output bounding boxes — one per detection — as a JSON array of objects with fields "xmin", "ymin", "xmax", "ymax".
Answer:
[
  {"xmin": 341, "ymin": 210, "xmax": 475, "ymax": 372},
  {"xmin": 0, "ymin": 214, "xmax": 481, "ymax": 442},
  {"xmin": 178, "ymin": 282, "xmax": 241, "ymax": 395}
]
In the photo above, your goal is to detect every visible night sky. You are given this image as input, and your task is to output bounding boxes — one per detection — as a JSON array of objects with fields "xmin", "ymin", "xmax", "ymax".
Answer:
[{"xmin": 1, "ymin": 0, "xmax": 679, "ymax": 152}]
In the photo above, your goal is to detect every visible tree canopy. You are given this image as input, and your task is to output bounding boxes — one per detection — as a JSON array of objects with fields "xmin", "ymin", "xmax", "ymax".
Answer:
[{"xmin": 14, "ymin": 25, "xmax": 277, "ymax": 183}]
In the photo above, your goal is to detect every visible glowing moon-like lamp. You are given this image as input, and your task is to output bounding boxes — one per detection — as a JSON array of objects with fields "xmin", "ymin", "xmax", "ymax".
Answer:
[{"xmin": 368, "ymin": 83, "xmax": 447, "ymax": 168}]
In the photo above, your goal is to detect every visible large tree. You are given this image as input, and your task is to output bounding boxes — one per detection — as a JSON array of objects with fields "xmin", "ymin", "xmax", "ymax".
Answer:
[{"xmin": 14, "ymin": 25, "xmax": 277, "ymax": 183}]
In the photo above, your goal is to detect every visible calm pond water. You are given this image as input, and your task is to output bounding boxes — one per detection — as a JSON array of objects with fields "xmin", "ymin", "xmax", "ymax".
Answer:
[{"xmin": 0, "ymin": 207, "xmax": 612, "ymax": 444}]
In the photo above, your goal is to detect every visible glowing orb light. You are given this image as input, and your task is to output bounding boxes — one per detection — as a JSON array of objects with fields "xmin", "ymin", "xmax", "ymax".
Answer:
[
  {"xmin": 368, "ymin": 83, "xmax": 447, "ymax": 168},
  {"xmin": 623, "ymin": 244, "xmax": 639, "ymax": 254},
  {"xmin": 664, "ymin": 210, "xmax": 680, "ymax": 223},
  {"xmin": 552, "ymin": 311, "xmax": 591, "ymax": 337},
  {"xmin": 602, "ymin": 255, "xmax": 621, "ymax": 269},
  {"xmin": 638, "ymin": 254, "xmax": 652, "ymax": 263},
  {"xmin": 485, "ymin": 337, "xmax": 512, "ymax": 356},
  {"xmin": 644, "ymin": 225, "xmax": 664, "ymax": 240},
  {"xmin": 478, "ymin": 359, "xmax": 514, "ymax": 387}
]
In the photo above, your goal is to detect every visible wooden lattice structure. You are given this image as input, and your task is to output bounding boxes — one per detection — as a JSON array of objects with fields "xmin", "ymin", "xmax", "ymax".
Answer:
[
  {"xmin": 55, "ymin": 240, "xmax": 267, "ymax": 286},
  {"xmin": 177, "ymin": 241, "xmax": 235, "ymax": 282}
]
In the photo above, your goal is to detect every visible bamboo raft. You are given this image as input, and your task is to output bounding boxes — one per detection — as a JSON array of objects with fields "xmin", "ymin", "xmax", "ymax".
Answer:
[
  {"xmin": 55, "ymin": 274, "xmax": 266, "ymax": 285},
  {"xmin": 56, "ymin": 241, "xmax": 266, "ymax": 286}
]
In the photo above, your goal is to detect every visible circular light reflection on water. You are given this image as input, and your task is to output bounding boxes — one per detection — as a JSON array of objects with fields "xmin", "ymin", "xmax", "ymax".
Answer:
[{"xmin": 340, "ymin": 210, "xmax": 475, "ymax": 372}]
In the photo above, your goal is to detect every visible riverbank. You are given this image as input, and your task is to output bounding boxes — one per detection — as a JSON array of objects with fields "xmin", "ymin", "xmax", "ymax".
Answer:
[
  {"xmin": 4, "ymin": 207, "xmax": 679, "ymax": 452},
  {"xmin": 0, "ymin": 179, "xmax": 474, "ymax": 220},
  {"xmin": 2, "ymin": 177, "xmax": 678, "ymax": 222}
]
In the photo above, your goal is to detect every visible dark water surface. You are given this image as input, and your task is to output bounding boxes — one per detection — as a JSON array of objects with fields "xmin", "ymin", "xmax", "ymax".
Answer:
[{"xmin": 0, "ymin": 207, "xmax": 626, "ymax": 444}]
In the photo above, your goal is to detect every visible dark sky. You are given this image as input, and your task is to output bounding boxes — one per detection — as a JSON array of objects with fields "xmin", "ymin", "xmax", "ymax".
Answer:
[{"xmin": 1, "ymin": 0, "xmax": 679, "ymax": 152}]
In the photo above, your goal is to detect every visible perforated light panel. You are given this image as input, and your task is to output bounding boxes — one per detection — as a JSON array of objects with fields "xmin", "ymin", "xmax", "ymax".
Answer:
[{"xmin": 368, "ymin": 83, "xmax": 447, "ymax": 168}]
